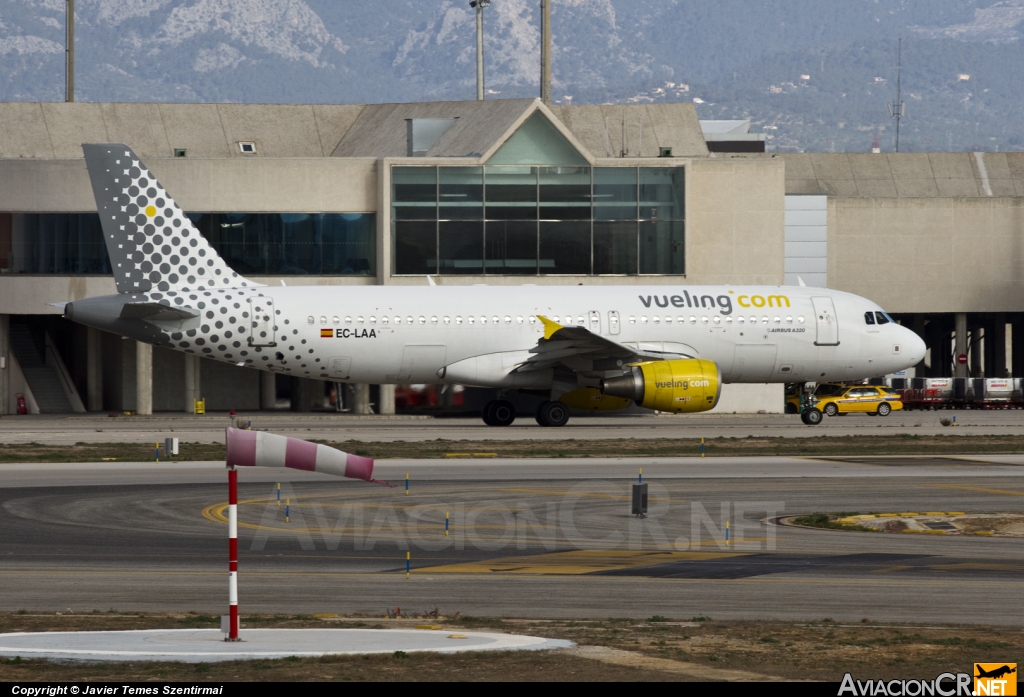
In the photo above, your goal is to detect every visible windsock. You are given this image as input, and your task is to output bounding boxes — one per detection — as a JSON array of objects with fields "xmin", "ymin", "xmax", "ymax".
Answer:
[{"xmin": 225, "ymin": 428, "xmax": 381, "ymax": 483}]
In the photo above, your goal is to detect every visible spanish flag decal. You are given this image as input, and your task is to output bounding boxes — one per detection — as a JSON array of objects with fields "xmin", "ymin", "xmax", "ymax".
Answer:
[{"xmin": 320, "ymin": 328, "xmax": 333, "ymax": 338}]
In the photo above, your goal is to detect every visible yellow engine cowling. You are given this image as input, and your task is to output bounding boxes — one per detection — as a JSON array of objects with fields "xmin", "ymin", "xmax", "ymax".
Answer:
[
  {"xmin": 558, "ymin": 387, "xmax": 632, "ymax": 412},
  {"xmin": 599, "ymin": 358, "xmax": 722, "ymax": 413}
]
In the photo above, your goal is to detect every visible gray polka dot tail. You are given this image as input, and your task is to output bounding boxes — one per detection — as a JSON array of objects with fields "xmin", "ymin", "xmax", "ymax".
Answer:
[{"xmin": 82, "ymin": 143, "xmax": 264, "ymax": 295}]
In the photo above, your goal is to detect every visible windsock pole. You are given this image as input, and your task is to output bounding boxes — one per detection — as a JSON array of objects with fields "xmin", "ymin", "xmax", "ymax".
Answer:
[{"xmin": 227, "ymin": 465, "xmax": 240, "ymax": 641}]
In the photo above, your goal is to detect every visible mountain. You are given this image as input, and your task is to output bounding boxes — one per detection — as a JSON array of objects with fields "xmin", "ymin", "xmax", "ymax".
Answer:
[{"xmin": 2, "ymin": 0, "xmax": 1024, "ymax": 152}]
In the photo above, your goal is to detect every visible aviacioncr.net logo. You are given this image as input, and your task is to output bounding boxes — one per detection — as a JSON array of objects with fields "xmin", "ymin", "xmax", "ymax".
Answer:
[{"xmin": 839, "ymin": 672, "xmax": 973, "ymax": 696}]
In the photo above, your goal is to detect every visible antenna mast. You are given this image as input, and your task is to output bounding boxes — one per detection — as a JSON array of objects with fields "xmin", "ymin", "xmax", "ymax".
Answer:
[{"xmin": 888, "ymin": 38, "xmax": 905, "ymax": 152}]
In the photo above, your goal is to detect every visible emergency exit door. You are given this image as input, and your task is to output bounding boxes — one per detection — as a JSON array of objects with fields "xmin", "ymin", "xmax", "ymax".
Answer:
[{"xmin": 811, "ymin": 296, "xmax": 840, "ymax": 346}]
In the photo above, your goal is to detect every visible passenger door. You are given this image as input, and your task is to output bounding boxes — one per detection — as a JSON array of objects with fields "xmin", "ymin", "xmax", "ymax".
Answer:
[
  {"xmin": 247, "ymin": 297, "xmax": 276, "ymax": 347},
  {"xmin": 811, "ymin": 296, "xmax": 840, "ymax": 346}
]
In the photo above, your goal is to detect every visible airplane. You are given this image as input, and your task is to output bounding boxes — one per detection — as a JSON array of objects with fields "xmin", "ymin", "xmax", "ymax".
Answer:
[
  {"xmin": 975, "ymin": 665, "xmax": 1016, "ymax": 680},
  {"xmin": 62, "ymin": 143, "xmax": 926, "ymax": 427}
]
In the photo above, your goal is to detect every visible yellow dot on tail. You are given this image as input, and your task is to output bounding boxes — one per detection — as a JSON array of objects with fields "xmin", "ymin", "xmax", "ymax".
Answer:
[{"xmin": 144, "ymin": 205, "xmax": 156, "ymax": 217}]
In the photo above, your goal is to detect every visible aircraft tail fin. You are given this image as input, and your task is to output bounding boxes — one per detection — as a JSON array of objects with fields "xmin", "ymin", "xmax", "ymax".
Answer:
[{"xmin": 82, "ymin": 143, "xmax": 262, "ymax": 294}]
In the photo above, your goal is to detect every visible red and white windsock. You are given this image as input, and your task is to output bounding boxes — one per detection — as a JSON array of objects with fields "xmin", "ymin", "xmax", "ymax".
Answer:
[{"xmin": 225, "ymin": 428, "xmax": 377, "ymax": 482}]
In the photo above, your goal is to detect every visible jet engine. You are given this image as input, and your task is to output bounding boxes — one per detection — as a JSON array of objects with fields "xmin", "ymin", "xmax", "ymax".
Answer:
[{"xmin": 599, "ymin": 358, "xmax": 722, "ymax": 413}]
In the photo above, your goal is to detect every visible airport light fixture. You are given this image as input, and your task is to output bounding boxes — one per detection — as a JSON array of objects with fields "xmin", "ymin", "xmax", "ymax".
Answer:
[
  {"xmin": 888, "ymin": 38, "xmax": 905, "ymax": 152},
  {"xmin": 470, "ymin": 0, "xmax": 491, "ymax": 101}
]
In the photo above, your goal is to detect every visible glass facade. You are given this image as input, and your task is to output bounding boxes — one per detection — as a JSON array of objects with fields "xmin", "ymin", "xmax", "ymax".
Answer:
[
  {"xmin": 393, "ymin": 166, "xmax": 685, "ymax": 276},
  {"xmin": 0, "ymin": 212, "xmax": 375, "ymax": 276}
]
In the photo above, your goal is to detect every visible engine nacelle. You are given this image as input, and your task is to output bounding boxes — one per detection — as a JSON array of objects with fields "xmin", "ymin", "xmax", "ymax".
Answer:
[{"xmin": 599, "ymin": 358, "xmax": 722, "ymax": 413}]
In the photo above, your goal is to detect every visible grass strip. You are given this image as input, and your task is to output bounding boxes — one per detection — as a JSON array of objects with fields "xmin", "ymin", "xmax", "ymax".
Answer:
[{"xmin": 2, "ymin": 434, "xmax": 1024, "ymax": 463}]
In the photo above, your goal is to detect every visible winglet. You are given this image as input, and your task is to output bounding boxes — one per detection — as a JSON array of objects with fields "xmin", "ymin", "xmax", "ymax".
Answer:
[{"xmin": 536, "ymin": 315, "xmax": 564, "ymax": 340}]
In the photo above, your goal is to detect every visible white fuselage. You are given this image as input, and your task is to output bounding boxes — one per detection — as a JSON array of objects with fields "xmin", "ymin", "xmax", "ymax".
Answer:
[{"xmin": 167, "ymin": 284, "xmax": 922, "ymax": 387}]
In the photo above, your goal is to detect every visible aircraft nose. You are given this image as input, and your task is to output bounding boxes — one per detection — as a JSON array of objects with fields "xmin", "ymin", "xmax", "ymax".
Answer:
[{"xmin": 903, "ymin": 326, "xmax": 926, "ymax": 364}]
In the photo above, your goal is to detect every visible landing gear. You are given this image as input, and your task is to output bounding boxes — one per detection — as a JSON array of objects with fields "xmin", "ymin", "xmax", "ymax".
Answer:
[
  {"xmin": 801, "ymin": 408, "xmax": 823, "ymax": 426},
  {"xmin": 536, "ymin": 400, "xmax": 570, "ymax": 427},
  {"xmin": 481, "ymin": 399, "xmax": 516, "ymax": 427}
]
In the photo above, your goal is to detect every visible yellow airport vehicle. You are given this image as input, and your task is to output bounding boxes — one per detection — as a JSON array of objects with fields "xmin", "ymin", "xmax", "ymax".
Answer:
[{"xmin": 815, "ymin": 385, "xmax": 903, "ymax": 417}]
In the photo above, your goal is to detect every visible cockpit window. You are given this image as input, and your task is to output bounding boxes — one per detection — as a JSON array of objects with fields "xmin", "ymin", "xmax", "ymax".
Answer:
[
  {"xmin": 875, "ymin": 311, "xmax": 892, "ymax": 325},
  {"xmin": 864, "ymin": 312, "xmax": 876, "ymax": 325}
]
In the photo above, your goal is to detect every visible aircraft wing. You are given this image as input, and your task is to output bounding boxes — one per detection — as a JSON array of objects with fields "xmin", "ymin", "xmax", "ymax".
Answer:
[{"xmin": 514, "ymin": 315, "xmax": 684, "ymax": 375}]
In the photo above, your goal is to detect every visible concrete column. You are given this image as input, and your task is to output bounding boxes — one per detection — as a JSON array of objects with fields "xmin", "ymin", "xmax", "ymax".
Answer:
[
  {"xmin": 353, "ymin": 383, "xmax": 372, "ymax": 415},
  {"xmin": 1011, "ymin": 314, "xmax": 1024, "ymax": 378},
  {"xmin": 990, "ymin": 314, "xmax": 1007, "ymax": 378},
  {"xmin": 86, "ymin": 327, "xmax": 102, "ymax": 411},
  {"xmin": 378, "ymin": 384, "xmax": 395, "ymax": 415},
  {"xmin": 970, "ymin": 322, "xmax": 983, "ymax": 377},
  {"xmin": 135, "ymin": 340, "xmax": 152, "ymax": 416},
  {"xmin": 954, "ymin": 312, "xmax": 968, "ymax": 378},
  {"xmin": 260, "ymin": 371, "xmax": 276, "ymax": 410},
  {"xmin": 291, "ymin": 376, "xmax": 310, "ymax": 412},
  {"xmin": 0, "ymin": 314, "xmax": 9, "ymax": 416},
  {"xmin": 183, "ymin": 353, "xmax": 201, "ymax": 413}
]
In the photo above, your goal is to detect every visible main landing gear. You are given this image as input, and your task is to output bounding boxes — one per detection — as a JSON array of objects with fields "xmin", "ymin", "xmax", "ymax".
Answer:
[
  {"xmin": 480, "ymin": 399, "xmax": 571, "ymax": 427},
  {"xmin": 481, "ymin": 399, "xmax": 516, "ymax": 427},
  {"xmin": 535, "ymin": 400, "xmax": 570, "ymax": 427}
]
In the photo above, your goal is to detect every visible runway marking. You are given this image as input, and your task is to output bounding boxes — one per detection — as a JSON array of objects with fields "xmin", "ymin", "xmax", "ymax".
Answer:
[
  {"xmin": 923, "ymin": 484, "xmax": 1024, "ymax": 497},
  {"xmin": 871, "ymin": 565, "xmax": 914, "ymax": 573},
  {"xmin": 926, "ymin": 562, "xmax": 1024, "ymax": 572},
  {"xmin": 0, "ymin": 571, "xmax": 1022, "ymax": 589},
  {"xmin": 416, "ymin": 550, "xmax": 748, "ymax": 575}
]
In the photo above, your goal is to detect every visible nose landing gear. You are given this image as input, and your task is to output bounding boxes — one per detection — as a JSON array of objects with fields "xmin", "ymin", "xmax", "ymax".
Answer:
[{"xmin": 800, "ymin": 407, "xmax": 823, "ymax": 425}]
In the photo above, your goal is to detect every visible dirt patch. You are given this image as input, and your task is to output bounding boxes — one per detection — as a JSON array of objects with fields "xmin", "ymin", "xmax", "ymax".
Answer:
[
  {"xmin": 0, "ymin": 613, "xmax": 1019, "ymax": 682},
  {"xmin": 880, "ymin": 520, "xmax": 909, "ymax": 533},
  {"xmin": 4, "ymin": 434, "xmax": 1024, "ymax": 462},
  {"xmin": 955, "ymin": 516, "xmax": 1024, "ymax": 534}
]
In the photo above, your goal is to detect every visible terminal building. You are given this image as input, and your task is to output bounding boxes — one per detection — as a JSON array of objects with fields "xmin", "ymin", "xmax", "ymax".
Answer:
[{"xmin": 0, "ymin": 98, "xmax": 1020, "ymax": 414}]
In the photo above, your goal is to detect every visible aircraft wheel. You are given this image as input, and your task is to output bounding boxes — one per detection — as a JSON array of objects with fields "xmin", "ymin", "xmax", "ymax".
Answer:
[
  {"xmin": 536, "ymin": 400, "xmax": 570, "ymax": 427},
  {"xmin": 481, "ymin": 400, "xmax": 498, "ymax": 426},
  {"xmin": 877, "ymin": 402, "xmax": 892, "ymax": 416},
  {"xmin": 491, "ymin": 399, "xmax": 516, "ymax": 426},
  {"xmin": 801, "ymin": 408, "xmax": 823, "ymax": 425},
  {"xmin": 823, "ymin": 403, "xmax": 839, "ymax": 417}
]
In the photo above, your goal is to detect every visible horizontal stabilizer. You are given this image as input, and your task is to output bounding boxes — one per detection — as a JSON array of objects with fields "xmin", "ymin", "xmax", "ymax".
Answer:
[{"xmin": 120, "ymin": 302, "xmax": 199, "ymax": 322}]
